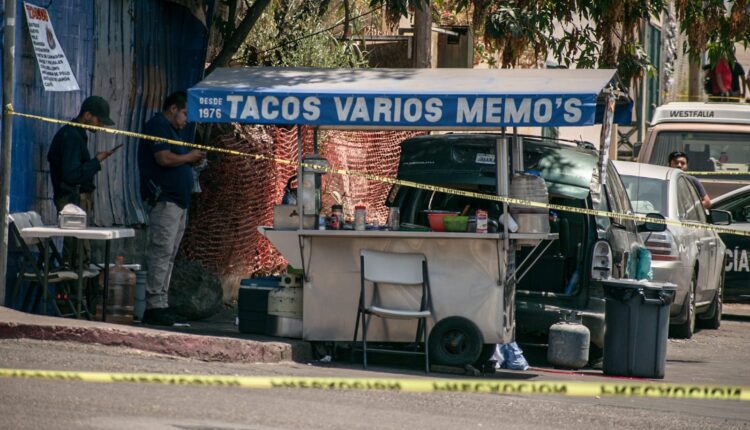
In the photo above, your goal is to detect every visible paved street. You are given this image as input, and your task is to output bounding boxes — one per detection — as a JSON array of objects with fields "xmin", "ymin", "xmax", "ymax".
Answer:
[{"xmin": 1, "ymin": 306, "xmax": 749, "ymax": 429}]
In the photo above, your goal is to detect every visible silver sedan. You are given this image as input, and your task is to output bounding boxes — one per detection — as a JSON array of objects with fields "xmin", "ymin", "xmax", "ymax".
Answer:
[{"xmin": 613, "ymin": 160, "xmax": 727, "ymax": 339}]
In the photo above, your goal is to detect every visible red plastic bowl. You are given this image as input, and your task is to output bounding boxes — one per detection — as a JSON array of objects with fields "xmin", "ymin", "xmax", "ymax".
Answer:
[{"xmin": 426, "ymin": 211, "xmax": 460, "ymax": 232}]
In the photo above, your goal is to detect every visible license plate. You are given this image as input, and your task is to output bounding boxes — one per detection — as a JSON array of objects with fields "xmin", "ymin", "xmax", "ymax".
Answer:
[{"xmin": 475, "ymin": 153, "xmax": 495, "ymax": 164}]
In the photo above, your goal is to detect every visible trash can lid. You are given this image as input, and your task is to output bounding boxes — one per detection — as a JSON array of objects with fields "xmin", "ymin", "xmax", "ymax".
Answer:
[{"xmin": 600, "ymin": 278, "xmax": 677, "ymax": 291}]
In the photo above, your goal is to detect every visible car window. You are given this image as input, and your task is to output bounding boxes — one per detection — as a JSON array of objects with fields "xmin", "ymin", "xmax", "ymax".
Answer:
[
  {"xmin": 715, "ymin": 191, "xmax": 750, "ymax": 223},
  {"xmin": 677, "ymin": 177, "xmax": 704, "ymax": 222},
  {"xmin": 606, "ymin": 163, "xmax": 638, "ymax": 232},
  {"xmin": 650, "ymin": 131, "xmax": 750, "ymax": 174},
  {"xmin": 595, "ymin": 184, "xmax": 611, "ymax": 231},
  {"xmin": 620, "ymin": 175, "xmax": 667, "ymax": 215},
  {"xmin": 683, "ymin": 178, "xmax": 707, "ymax": 223}
]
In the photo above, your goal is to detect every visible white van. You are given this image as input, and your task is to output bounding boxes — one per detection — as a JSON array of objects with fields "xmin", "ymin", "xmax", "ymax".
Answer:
[{"xmin": 637, "ymin": 102, "xmax": 750, "ymax": 199}]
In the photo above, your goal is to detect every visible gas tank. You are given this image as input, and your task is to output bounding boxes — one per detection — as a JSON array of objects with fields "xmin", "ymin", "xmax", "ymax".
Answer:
[{"xmin": 547, "ymin": 312, "xmax": 590, "ymax": 369}]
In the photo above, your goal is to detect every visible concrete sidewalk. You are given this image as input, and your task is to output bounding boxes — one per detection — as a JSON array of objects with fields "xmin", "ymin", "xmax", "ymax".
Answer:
[{"xmin": 0, "ymin": 306, "xmax": 311, "ymax": 363}]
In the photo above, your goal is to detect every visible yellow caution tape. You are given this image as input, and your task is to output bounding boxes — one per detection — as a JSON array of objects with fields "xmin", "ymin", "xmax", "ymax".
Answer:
[
  {"xmin": 5, "ymin": 106, "xmax": 750, "ymax": 237},
  {"xmin": 0, "ymin": 368, "xmax": 748, "ymax": 400}
]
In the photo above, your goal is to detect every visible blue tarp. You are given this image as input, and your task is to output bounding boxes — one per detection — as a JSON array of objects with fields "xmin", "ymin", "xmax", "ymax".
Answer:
[{"xmin": 188, "ymin": 67, "xmax": 631, "ymax": 129}]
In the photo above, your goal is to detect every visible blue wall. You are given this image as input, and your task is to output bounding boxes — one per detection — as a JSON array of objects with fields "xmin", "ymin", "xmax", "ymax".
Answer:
[{"xmin": 2, "ymin": 0, "xmax": 213, "ymax": 303}]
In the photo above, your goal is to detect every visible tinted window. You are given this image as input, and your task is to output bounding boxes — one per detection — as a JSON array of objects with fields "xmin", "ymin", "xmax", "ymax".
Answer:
[
  {"xmin": 715, "ymin": 191, "xmax": 750, "ymax": 223},
  {"xmin": 620, "ymin": 175, "xmax": 668, "ymax": 215},
  {"xmin": 595, "ymin": 184, "xmax": 611, "ymax": 231},
  {"xmin": 606, "ymin": 163, "xmax": 638, "ymax": 232}
]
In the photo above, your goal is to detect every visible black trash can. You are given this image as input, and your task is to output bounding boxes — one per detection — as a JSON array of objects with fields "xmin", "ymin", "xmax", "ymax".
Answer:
[{"xmin": 602, "ymin": 279, "xmax": 677, "ymax": 379}]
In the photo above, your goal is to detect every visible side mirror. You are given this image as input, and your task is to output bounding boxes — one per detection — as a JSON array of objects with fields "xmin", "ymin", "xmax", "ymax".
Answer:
[
  {"xmin": 709, "ymin": 209, "xmax": 732, "ymax": 226},
  {"xmin": 638, "ymin": 212, "xmax": 667, "ymax": 232}
]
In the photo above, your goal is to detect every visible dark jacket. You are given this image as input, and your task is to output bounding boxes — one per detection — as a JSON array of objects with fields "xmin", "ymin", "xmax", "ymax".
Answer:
[
  {"xmin": 137, "ymin": 114, "xmax": 194, "ymax": 209},
  {"xmin": 47, "ymin": 123, "xmax": 101, "ymax": 201}
]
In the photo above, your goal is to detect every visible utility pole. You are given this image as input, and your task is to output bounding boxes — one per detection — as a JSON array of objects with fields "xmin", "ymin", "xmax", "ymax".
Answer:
[
  {"xmin": 1, "ymin": 0, "xmax": 17, "ymax": 299},
  {"xmin": 413, "ymin": 0, "xmax": 431, "ymax": 68}
]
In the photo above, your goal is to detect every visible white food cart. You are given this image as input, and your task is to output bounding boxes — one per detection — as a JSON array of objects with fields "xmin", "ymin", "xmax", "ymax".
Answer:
[{"xmin": 187, "ymin": 67, "xmax": 625, "ymax": 360}]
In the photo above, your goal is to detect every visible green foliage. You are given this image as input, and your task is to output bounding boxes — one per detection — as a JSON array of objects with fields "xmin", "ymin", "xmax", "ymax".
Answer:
[
  {"xmin": 676, "ymin": 0, "xmax": 750, "ymax": 62},
  {"xmin": 380, "ymin": 0, "xmax": 748, "ymax": 86},
  {"xmin": 240, "ymin": 0, "xmax": 369, "ymax": 68}
]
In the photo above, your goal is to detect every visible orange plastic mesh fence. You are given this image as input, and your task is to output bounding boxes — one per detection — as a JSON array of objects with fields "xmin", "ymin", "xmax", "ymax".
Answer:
[{"xmin": 181, "ymin": 125, "xmax": 421, "ymax": 277}]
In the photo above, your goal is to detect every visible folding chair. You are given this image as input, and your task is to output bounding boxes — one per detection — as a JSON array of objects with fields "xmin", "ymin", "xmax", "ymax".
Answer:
[
  {"xmin": 8, "ymin": 212, "xmax": 98, "ymax": 317},
  {"xmin": 353, "ymin": 249, "xmax": 432, "ymax": 373}
]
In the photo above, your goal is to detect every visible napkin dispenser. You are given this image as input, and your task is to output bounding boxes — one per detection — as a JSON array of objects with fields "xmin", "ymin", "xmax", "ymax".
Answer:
[
  {"xmin": 58, "ymin": 204, "xmax": 87, "ymax": 229},
  {"xmin": 273, "ymin": 205, "xmax": 314, "ymax": 230}
]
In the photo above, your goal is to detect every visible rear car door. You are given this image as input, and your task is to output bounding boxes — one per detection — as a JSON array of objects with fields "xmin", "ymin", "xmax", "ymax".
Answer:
[{"xmin": 678, "ymin": 176, "xmax": 714, "ymax": 301}]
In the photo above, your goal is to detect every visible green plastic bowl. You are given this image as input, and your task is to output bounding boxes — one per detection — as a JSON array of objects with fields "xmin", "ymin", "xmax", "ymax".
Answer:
[{"xmin": 443, "ymin": 216, "xmax": 469, "ymax": 232}]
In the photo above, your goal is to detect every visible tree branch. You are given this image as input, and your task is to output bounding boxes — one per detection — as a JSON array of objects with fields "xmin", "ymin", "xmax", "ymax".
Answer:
[{"xmin": 207, "ymin": 0, "xmax": 273, "ymax": 75}]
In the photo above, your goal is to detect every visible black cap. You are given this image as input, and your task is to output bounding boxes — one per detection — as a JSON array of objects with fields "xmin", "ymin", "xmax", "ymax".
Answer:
[{"xmin": 80, "ymin": 96, "xmax": 115, "ymax": 126}]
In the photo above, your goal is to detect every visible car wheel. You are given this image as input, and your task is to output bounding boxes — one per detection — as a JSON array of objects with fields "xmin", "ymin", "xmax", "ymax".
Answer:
[
  {"xmin": 699, "ymin": 267, "xmax": 723, "ymax": 330},
  {"xmin": 671, "ymin": 271, "xmax": 696, "ymax": 339},
  {"xmin": 428, "ymin": 316, "xmax": 483, "ymax": 366}
]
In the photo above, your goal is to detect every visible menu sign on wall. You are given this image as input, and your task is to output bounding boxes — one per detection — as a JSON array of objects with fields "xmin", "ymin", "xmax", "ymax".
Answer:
[{"xmin": 23, "ymin": 2, "xmax": 80, "ymax": 92}]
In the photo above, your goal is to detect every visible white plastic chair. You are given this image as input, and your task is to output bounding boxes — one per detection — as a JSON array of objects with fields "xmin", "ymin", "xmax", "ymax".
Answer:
[{"xmin": 353, "ymin": 249, "xmax": 432, "ymax": 373}]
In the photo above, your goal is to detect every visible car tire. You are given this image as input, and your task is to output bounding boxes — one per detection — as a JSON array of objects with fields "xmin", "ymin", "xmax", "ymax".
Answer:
[
  {"xmin": 699, "ymin": 267, "xmax": 723, "ymax": 330},
  {"xmin": 428, "ymin": 316, "xmax": 483, "ymax": 366},
  {"xmin": 671, "ymin": 271, "xmax": 696, "ymax": 339}
]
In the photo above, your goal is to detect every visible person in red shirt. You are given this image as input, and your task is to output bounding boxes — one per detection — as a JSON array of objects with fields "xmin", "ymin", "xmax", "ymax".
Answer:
[{"xmin": 711, "ymin": 57, "xmax": 732, "ymax": 99}]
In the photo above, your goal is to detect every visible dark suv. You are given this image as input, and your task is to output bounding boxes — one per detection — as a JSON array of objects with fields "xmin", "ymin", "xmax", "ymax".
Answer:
[{"xmin": 388, "ymin": 134, "xmax": 643, "ymax": 353}]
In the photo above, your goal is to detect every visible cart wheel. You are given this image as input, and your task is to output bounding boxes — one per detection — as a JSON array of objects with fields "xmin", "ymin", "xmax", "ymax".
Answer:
[{"xmin": 428, "ymin": 316, "xmax": 483, "ymax": 366}]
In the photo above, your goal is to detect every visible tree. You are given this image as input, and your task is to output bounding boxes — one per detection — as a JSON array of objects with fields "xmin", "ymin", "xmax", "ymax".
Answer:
[
  {"xmin": 376, "ymin": 0, "xmax": 750, "ymax": 86},
  {"xmin": 207, "ymin": 0, "xmax": 273, "ymax": 75},
  {"xmin": 676, "ymin": 0, "xmax": 750, "ymax": 62}
]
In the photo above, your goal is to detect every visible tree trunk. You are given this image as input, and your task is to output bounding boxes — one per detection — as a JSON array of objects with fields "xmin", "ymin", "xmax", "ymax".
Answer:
[
  {"xmin": 207, "ymin": 0, "xmax": 273, "ymax": 75},
  {"xmin": 688, "ymin": 57, "xmax": 702, "ymax": 101},
  {"xmin": 413, "ymin": 0, "xmax": 431, "ymax": 68},
  {"xmin": 343, "ymin": 0, "xmax": 351, "ymax": 40}
]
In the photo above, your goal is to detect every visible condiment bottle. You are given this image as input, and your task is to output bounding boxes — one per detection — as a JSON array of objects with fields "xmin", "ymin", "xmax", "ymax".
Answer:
[
  {"xmin": 354, "ymin": 205, "xmax": 366, "ymax": 231},
  {"xmin": 476, "ymin": 209, "xmax": 488, "ymax": 234},
  {"xmin": 331, "ymin": 204, "xmax": 343, "ymax": 230}
]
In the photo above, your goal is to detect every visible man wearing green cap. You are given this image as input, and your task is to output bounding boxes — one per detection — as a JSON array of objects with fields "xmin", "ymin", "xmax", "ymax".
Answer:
[{"xmin": 47, "ymin": 95, "xmax": 117, "ymax": 267}]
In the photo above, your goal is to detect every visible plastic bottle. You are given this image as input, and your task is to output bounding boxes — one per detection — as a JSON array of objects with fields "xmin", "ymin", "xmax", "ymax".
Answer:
[
  {"xmin": 318, "ymin": 211, "xmax": 327, "ymax": 230},
  {"xmin": 331, "ymin": 204, "xmax": 343, "ymax": 230},
  {"xmin": 354, "ymin": 205, "xmax": 366, "ymax": 231},
  {"xmin": 476, "ymin": 209, "xmax": 488, "ymax": 233},
  {"xmin": 388, "ymin": 207, "xmax": 400, "ymax": 231},
  {"xmin": 99, "ymin": 256, "xmax": 136, "ymax": 324}
]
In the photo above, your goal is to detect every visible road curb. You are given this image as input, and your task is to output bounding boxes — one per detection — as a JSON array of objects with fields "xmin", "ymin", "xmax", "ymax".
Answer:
[{"xmin": 0, "ymin": 308, "xmax": 311, "ymax": 364}]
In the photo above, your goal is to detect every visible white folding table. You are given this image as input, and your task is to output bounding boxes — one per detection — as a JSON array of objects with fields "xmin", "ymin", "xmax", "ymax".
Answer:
[{"xmin": 20, "ymin": 226, "xmax": 135, "ymax": 320}]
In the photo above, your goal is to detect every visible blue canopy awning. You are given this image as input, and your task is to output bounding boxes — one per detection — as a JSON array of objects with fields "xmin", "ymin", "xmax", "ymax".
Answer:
[{"xmin": 188, "ymin": 67, "xmax": 631, "ymax": 129}]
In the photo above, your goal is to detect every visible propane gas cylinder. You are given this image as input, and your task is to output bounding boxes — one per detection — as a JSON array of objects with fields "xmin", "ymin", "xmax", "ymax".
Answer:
[{"xmin": 547, "ymin": 311, "xmax": 590, "ymax": 369}]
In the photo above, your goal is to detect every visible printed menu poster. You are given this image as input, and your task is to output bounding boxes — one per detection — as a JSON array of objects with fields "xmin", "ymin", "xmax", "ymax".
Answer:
[{"xmin": 23, "ymin": 2, "xmax": 80, "ymax": 91}]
